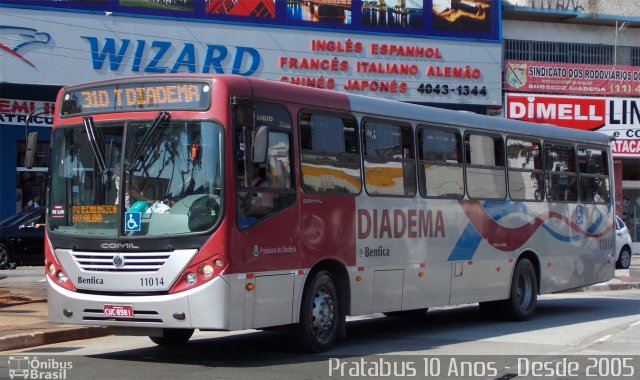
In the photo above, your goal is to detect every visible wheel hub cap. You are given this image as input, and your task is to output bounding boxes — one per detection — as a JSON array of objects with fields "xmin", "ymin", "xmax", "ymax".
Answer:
[{"xmin": 311, "ymin": 287, "xmax": 335, "ymax": 339}]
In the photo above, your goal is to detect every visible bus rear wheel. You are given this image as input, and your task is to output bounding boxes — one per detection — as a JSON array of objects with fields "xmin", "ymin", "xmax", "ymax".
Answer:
[
  {"xmin": 479, "ymin": 259, "xmax": 537, "ymax": 321},
  {"xmin": 503, "ymin": 259, "xmax": 537, "ymax": 321},
  {"xmin": 149, "ymin": 328, "xmax": 194, "ymax": 346},
  {"xmin": 292, "ymin": 270, "xmax": 339, "ymax": 353}
]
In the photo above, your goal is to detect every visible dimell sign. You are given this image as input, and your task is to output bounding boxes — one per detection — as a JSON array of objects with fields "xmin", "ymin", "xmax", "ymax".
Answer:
[{"xmin": 505, "ymin": 93, "xmax": 640, "ymax": 157}]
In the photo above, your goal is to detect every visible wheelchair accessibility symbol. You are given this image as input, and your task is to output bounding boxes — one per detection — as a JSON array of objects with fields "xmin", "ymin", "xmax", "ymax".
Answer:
[
  {"xmin": 576, "ymin": 203, "xmax": 584, "ymax": 225},
  {"xmin": 125, "ymin": 212, "xmax": 141, "ymax": 232}
]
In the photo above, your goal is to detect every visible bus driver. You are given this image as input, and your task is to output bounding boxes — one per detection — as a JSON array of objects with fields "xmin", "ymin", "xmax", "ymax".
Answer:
[{"xmin": 238, "ymin": 163, "xmax": 274, "ymax": 227}]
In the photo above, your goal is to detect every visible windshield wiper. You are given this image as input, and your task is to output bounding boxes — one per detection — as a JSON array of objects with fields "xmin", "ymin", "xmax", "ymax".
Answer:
[
  {"xmin": 83, "ymin": 116, "xmax": 107, "ymax": 174},
  {"xmin": 126, "ymin": 111, "xmax": 171, "ymax": 173}
]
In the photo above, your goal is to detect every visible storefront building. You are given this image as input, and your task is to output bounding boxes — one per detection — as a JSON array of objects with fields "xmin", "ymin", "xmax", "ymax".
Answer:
[
  {"xmin": 0, "ymin": 84, "xmax": 58, "ymax": 216},
  {"xmin": 502, "ymin": 0, "xmax": 640, "ymax": 247},
  {"xmin": 0, "ymin": 0, "xmax": 504, "ymax": 221}
]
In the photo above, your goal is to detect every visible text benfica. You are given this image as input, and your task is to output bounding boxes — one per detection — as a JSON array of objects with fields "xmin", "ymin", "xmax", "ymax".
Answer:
[
  {"xmin": 77, "ymin": 276, "xmax": 104, "ymax": 285},
  {"xmin": 358, "ymin": 209, "xmax": 445, "ymax": 240}
]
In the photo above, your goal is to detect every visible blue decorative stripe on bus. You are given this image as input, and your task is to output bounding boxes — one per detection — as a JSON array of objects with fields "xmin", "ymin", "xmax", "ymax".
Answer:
[{"xmin": 449, "ymin": 201, "xmax": 612, "ymax": 261}]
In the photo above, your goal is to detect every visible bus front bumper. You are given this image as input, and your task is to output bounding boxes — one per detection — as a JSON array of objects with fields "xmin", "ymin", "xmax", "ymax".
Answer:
[{"xmin": 47, "ymin": 275, "xmax": 229, "ymax": 330}]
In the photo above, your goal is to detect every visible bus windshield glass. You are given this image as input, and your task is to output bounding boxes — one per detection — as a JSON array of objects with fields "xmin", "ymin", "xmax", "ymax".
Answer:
[{"xmin": 48, "ymin": 119, "xmax": 223, "ymax": 237}]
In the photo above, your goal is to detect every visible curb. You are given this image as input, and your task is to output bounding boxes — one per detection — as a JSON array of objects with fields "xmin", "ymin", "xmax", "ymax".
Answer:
[
  {"xmin": 0, "ymin": 326, "xmax": 113, "ymax": 352},
  {"xmin": 563, "ymin": 282, "xmax": 640, "ymax": 293},
  {"xmin": 0, "ymin": 299, "xmax": 47, "ymax": 308},
  {"xmin": 0, "ymin": 295, "xmax": 47, "ymax": 308}
]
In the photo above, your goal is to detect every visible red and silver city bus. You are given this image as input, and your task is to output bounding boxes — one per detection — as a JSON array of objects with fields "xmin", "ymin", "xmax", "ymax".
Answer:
[{"xmin": 43, "ymin": 75, "xmax": 616, "ymax": 352}]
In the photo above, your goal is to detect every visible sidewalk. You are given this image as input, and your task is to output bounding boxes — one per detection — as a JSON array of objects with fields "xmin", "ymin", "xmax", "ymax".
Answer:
[
  {"xmin": 0, "ymin": 259, "xmax": 638, "ymax": 352},
  {"xmin": 570, "ymin": 266, "xmax": 640, "ymax": 292},
  {"xmin": 0, "ymin": 291, "xmax": 111, "ymax": 352}
]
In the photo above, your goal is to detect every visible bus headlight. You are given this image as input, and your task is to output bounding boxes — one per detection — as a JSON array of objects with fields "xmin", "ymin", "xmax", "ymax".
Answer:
[
  {"xmin": 56, "ymin": 271, "xmax": 68, "ymax": 283},
  {"xmin": 48, "ymin": 263, "xmax": 56, "ymax": 275},
  {"xmin": 200, "ymin": 265, "xmax": 214, "ymax": 277},
  {"xmin": 168, "ymin": 254, "xmax": 227, "ymax": 294}
]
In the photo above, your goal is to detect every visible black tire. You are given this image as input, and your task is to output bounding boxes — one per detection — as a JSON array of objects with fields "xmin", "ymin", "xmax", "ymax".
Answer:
[
  {"xmin": 616, "ymin": 247, "xmax": 631, "ymax": 269},
  {"xmin": 383, "ymin": 308, "xmax": 428, "ymax": 318},
  {"xmin": 502, "ymin": 259, "xmax": 538, "ymax": 321},
  {"xmin": 149, "ymin": 328, "xmax": 194, "ymax": 346},
  {"xmin": 0, "ymin": 243, "xmax": 12, "ymax": 270},
  {"xmin": 291, "ymin": 270, "xmax": 339, "ymax": 353}
]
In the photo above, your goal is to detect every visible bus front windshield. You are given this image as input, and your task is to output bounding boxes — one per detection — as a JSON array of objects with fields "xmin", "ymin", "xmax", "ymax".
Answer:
[{"xmin": 48, "ymin": 118, "xmax": 223, "ymax": 237}]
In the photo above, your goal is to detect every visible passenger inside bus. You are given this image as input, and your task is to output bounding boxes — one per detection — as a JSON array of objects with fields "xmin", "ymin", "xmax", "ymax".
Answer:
[
  {"xmin": 239, "ymin": 163, "xmax": 274, "ymax": 227},
  {"xmin": 114, "ymin": 171, "xmax": 131, "ymax": 209},
  {"xmin": 114, "ymin": 170, "xmax": 155, "ymax": 212},
  {"xmin": 235, "ymin": 102, "xmax": 295, "ymax": 228}
]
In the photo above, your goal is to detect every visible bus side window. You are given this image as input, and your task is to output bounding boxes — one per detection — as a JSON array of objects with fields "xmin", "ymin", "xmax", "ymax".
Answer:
[
  {"xmin": 236, "ymin": 102, "xmax": 295, "ymax": 229},
  {"xmin": 362, "ymin": 120, "xmax": 416, "ymax": 197},
  {"xmin": 417, "ymin": 126, "xmax": 463, "ymax": 199},
  {"xmin": 465, "ymin": 133, "xmax": 506, "ymax": 199},
  {"xmin": 506, "ymin": 137, "xmax": 543, "ymax": 201},
  {"xmin": 235, "ymin": 104, "xmax": 253, "ymax": 188},
  {"xmin": 299, "ymin": 112, "xmax": 361, "ymax": 194},
  {"xmin": 577, "ymin": 147, "xmax": 610, "ymax": 204},
  {"xmin": 544, "ymin": 143, "xmax": 578, "ymax": 202}
]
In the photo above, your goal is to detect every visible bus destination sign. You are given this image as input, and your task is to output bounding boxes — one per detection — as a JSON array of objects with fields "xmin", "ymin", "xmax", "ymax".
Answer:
[{"xmin": 60, "ymin": 81, "xmax": 211, "ymax": 116}]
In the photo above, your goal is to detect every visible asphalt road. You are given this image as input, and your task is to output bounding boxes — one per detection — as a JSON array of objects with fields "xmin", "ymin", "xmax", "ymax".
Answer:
[
  {"xmin": 2, "ymin": 289, "xmax": 639, "ymax": 380},
  {"xmin": 0, "ymin": 266, "xmax": 46, "ymax": 298}
]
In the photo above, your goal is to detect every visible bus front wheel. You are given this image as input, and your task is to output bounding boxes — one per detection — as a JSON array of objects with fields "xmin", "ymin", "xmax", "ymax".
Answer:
[
  {"xmin": 149, "ymin": 328, "xmax": 194, "ymax": 346},
  {"xmin": 292, "ymin": 270, "xmax": 339, "ymax": 353}
]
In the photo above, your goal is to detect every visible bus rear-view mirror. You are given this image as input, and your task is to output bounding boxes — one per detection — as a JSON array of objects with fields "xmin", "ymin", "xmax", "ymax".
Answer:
[
  {"xmin": 252, "ymin": 125, "xmax": 268, "ymax": 163},
  {"xmin": 24, "ymin": 132, "xmax": 38, "ymax": 169}
]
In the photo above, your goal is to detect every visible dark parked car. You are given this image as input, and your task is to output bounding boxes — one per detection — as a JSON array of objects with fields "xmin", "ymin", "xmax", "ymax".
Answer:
[{"xmin": 0, "ymin": 207, "xmax": 45, "ymax": 269}]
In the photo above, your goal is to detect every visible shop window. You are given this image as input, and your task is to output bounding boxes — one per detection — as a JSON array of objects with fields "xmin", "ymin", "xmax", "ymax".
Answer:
[
  {"xmin": 17, "ymin": 140, "xmax": 49, "ymax": 168},
  {"xmin": 16, "ymin": 140, "xmax": 49, "ymax": 212}
]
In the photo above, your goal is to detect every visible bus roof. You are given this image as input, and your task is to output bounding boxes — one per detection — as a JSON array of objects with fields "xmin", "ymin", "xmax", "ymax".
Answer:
[
  {"xmin": 244, "ymin": 75, "xmax": 611, "ymax": 147},
  {"xmin": 59, "ymin": 74, "xmax": 611, "ymax": 147},
  {"xmin": 345, "ymin": 92, "xmax": 611, "ymax": 146}
]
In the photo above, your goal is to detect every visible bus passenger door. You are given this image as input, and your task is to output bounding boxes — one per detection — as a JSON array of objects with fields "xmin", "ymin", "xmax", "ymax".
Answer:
[{"xmin": 232, "ymin": 101, "xmax": 300, "ymax": 328}]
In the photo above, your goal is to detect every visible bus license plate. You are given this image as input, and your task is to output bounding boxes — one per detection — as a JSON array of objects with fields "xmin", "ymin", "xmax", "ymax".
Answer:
[{"xmin": 103, "ymin": 305, "xmax": 134, "ymax": 318}]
